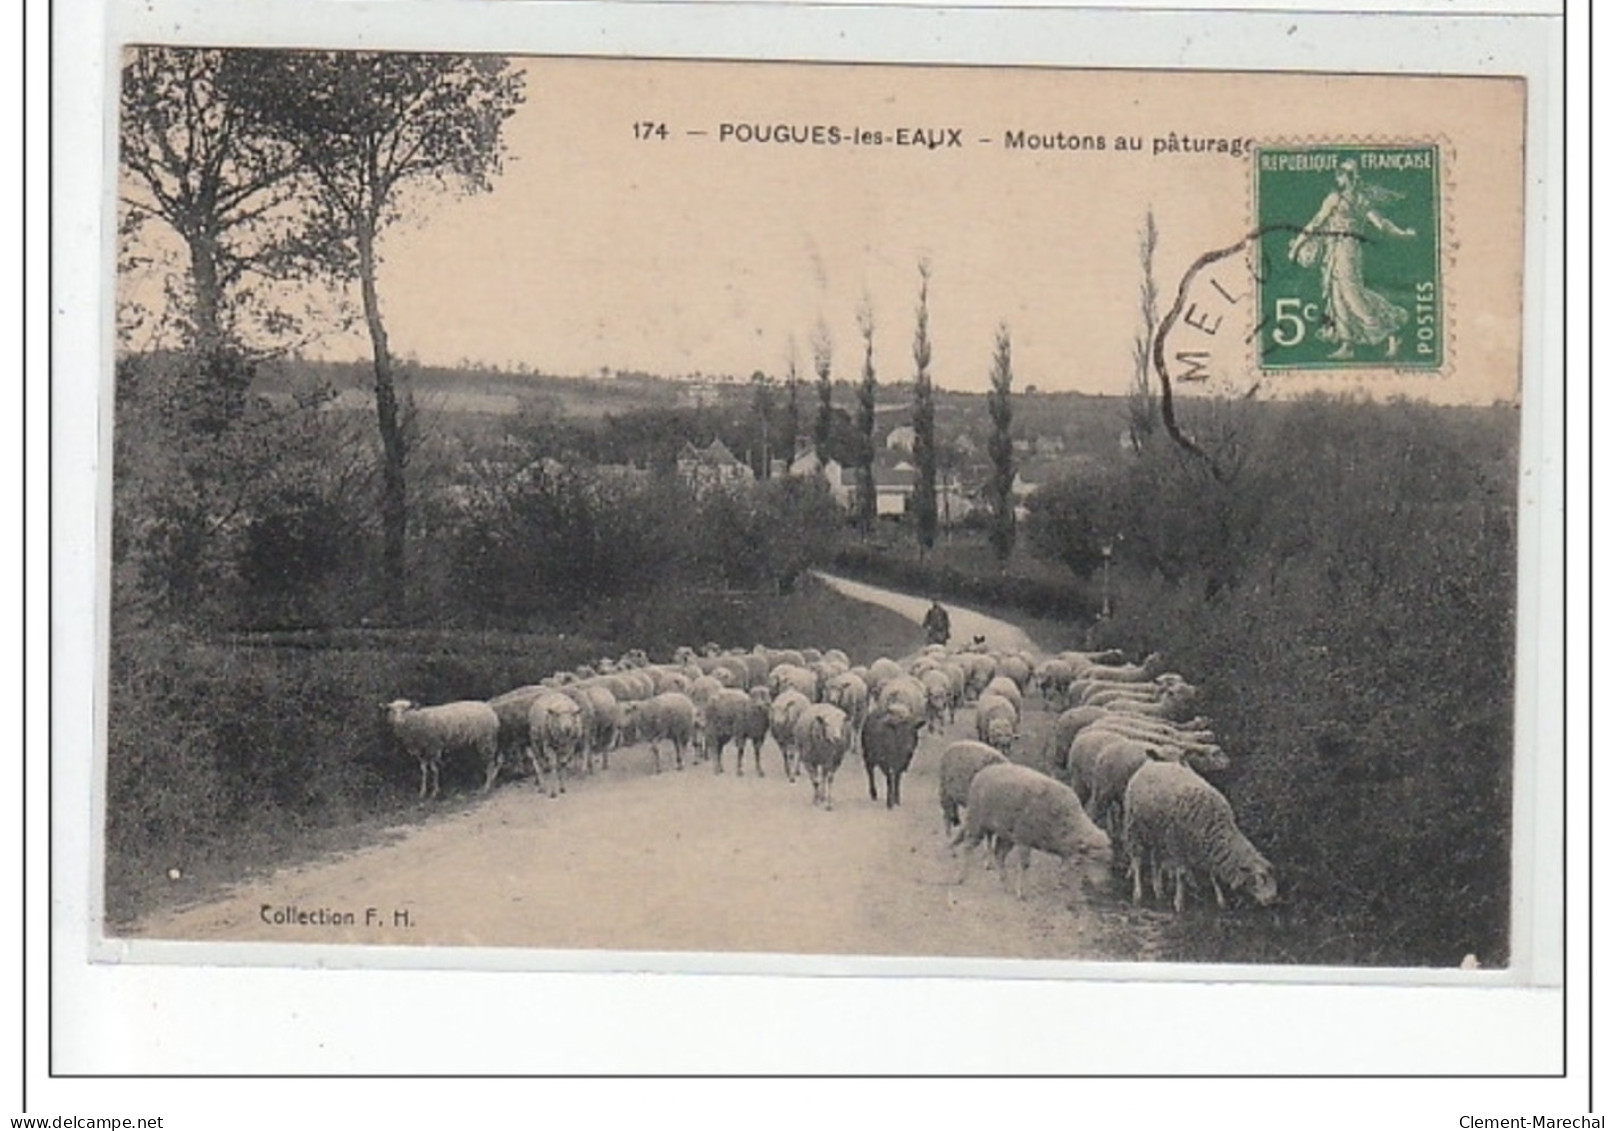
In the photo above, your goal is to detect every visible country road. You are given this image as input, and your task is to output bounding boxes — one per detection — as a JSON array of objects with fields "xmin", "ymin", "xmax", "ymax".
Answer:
[{"xmin": 129, "ymin": 576, "xmax": 1167, "ymax": 962}]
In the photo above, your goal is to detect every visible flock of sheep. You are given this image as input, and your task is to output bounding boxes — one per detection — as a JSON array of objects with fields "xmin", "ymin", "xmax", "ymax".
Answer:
[{"xmin": 381, "ymin": 638, "xmax": 1278, "ymax": 916}]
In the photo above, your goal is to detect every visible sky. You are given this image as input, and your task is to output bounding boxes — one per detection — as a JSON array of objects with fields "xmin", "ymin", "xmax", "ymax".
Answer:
[{"xmin": 121, "ymin": 55, "xmax": 1526, "ymax": 405}]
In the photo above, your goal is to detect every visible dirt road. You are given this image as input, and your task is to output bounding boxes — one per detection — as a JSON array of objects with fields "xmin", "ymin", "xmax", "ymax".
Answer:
[{"xmin": 131, "ymin": 578, "xmax": 1164, "ymax": 961}]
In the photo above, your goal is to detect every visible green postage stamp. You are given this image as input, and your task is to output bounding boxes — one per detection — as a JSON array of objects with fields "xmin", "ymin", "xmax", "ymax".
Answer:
[{"xmin": 1256, "ymin": 145, "xmax": 1442, "ymax": 370}]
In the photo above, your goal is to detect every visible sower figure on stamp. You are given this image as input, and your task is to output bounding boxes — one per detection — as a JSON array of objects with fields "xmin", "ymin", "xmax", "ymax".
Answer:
[
  {"xmin": 1287, "ymin": 158, "xmax": 1418, "ymax": 360},
  {"xmin": 922, "ymin": 598, "xmax": 951, "ymax": 647}
]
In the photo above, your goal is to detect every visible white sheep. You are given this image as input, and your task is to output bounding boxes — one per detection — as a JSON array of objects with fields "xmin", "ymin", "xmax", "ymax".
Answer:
[
  {"xmin": 527, "ymin": 691, "xmax": 587, "ymax": 798},
  {"xmin": 993, "ymin": 654, "xmax": 1033, "ymax": 693},
  {"xmin": 982, "ymin": 675, "xmax": 1024, "ymax": 714},
  {"xmin": 952, "ymin": 762, "xmax": 1112, "ymax": 899},
  {"xmin": 1122, "ymin": 760, "xmax": 1278, "ymax": 912},
  {"xmin": 769, "ymin": 663, "xmax": 820, "ymax": 702},
  {"xmin": 920, "ymin": 669, "xmax": 954, "ymax": 733},
  {"xmin": 769, "ymin": 689, "xmax": 813, "ymax": 781},
  {"xmin": 974, "ymin": 692, "xmax": 1020, "ymax": 749},
  {"xmin": 623, "ymin": 691, "xmax": 698, "ymax": 773},
  {"xmin": 792, "ymin": 702, "xmax": 852, "ymax": 809},
  {"xmin": 382, "ymin": 699, "xmax": 501, "ymax": 800},
  {"xmin": 877, "ymin": 674, "xmax": 927, "ymax": 720},
  {"xmin": 937, "ymin": 739, "xmax": 1008, "ymax": 834}
]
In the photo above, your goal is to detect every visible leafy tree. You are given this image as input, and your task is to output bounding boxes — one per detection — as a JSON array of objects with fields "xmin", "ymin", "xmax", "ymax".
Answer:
[
  {"xmin": 854, "ymin": 297, "xmax": 878, "ymax": 533},
  {"xmin": 227, "ymin": 50, "xmax": 526, "ymax": 607},
  {"xmin": 118, "ymin": 47, "xmax": 306, "ymax": 429},
  {"xmin": 986, "ymin": 321, "xmax": 1016, "ymax": 564},
  {"xmin": 1024, "ymin": 474, "xmax": 1114, "ymax": 581},
  {"xmin": 910, "ymin": 260, "xmax": 938, "ymax": 554}
]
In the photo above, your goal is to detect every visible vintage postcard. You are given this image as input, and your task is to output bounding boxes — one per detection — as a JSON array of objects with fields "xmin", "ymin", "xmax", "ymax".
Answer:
[{"xmin": 95, "ymin": 41, "xmax": 1542, "ymax": 992}]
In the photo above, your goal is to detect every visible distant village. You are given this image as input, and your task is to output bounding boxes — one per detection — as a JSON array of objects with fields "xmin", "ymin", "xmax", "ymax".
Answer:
[{"xmin": 264, "ymin": 358, "xmax": 1129, "ymax": 528}]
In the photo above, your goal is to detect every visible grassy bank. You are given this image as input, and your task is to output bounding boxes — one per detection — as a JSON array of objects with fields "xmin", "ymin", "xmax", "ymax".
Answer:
[{"xmin": 105, "ymin": 576, "xmax": 917, "ymax": 926}]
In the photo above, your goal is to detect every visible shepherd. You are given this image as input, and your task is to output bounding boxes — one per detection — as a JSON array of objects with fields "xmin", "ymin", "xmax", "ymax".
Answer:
[{"xmin": 922, "ymin": 597, "xmax": 952, "ymax": 646}]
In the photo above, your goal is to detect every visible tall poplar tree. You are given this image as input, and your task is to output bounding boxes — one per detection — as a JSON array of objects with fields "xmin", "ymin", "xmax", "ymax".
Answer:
[
  {"xmin": 910, "ymin": 260, "xmax": 938, "ymax": 555},
  {"xmin": 855, "ymin": 298, "xmax": 878, "ymax": 533},
  {"xmin": 812, "ymin": 319, "xmax": 834, "ymax": 460},
  {"xmin": 987, "ymin": 321, "xmax": 1017, "ymax": 565}
]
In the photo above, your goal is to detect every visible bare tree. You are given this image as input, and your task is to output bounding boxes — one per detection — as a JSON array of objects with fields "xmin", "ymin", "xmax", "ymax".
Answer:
[
  {"xmin": 226, "ymin": 50, "xmax": 526, "ymax": 605},
  {"xmin": 986, "ymin": 321, "xmax": 1016, "ymax": 565},
  {"xmin": 910, "ymin": 260, "xmax": 938, "ymax": 555}
]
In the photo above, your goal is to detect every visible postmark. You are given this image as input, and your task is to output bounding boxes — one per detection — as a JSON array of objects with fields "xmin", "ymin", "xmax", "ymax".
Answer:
[{"xmin": 1254, "ymin": 144, "xmax": 1443, "ymax": 370}]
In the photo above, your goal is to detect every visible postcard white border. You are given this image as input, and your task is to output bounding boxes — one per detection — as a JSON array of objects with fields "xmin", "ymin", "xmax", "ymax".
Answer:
[{"xmin": 45, "ymin": 0, "xmax": 1578, "ymax": 1094}]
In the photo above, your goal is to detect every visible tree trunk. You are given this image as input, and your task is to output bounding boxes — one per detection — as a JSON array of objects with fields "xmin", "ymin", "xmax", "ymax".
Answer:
[
  {"xmin": 184, "ymin": 226, "xmax": 250, "ymax": 435},
  {"xmin": 357, "ymin": 220, "xmax": 408, "ymax": 610}
]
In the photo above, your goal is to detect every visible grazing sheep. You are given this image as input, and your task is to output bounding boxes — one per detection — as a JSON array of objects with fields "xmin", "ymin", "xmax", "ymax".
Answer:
[
  {"xmin": 957, "ymin": 653, "xmax": 997, "ymax": 701},
  {"xmin": 793, "ymin": 703, "xmax": 852, "ymax": 809},
  {"xmin": 866, "ymin": 657, "xmax": 905, "ymax": 696},
  {"xmin": 1099, "ymin": 683, "xmax": 1201, "ymax": 723},
  {"xmin": 974, "ymin": 692, "xmax": 1020, "ymax": 747},
  {"xmin": 1057, "ymin": 705, "xmax": 1212, "ymax": 748},
  {"xmin": 823, "ymin": 672, "xmax": 870, "ymax": 752},
  {"xmin": 981, "ymin": 715, "xmax": 1016, "ymax": 757},
  {"xmin": 487, "ymin": 686, "xmax": 550, "ymax": 778},
  {"xmin": 382, "ymin": 699, "xmax": 501, "ymax": 800},
  {"xmin": 711, "ymin": 655, "xmax": 751, "ymax": 689},
  {"xmin": 704, "ymin": 687, "xmax": 771, "ymax": 776},
  {"xmin": 1122, "ymin": 761, "xmax": 1278, "ymax": 912},
  {"xmin": 1083, "ymin": 740, "xmax": 1158, "ymax": 840},
  {"xmin": 920, "ymin": 669, "xmax": 954, "ymax": 733},
  {"xmin": 769, "ymin": 689, "xmax": 813, "ymax": 781},
  {"xmin": 688, "ymin": 674, "xmax": 727, "ymax": 709},
  {"xmin": 1033, "ymin": 658, "xmax": 1076, "ymax": 709},
  {"xmin": 769, "ymin": 663, "xmax": 820, "ymax": 702},
  {"xmin": 765, "ymin": 647, "xmax": 807, "ymax": 670},
  {"xmin": 1059, "ymin": 648, "xmax": 1127, "ymax": 667},
  {"xmin": 624, "ymin": 692, "xmax": 698, "ymax": 773},
  {"xmin": 740, "ymin": 652, "xmax": 771, "ymax": 690},
  {"xmin": 588, "ymin": 684, "xmax": 625, "ymax": 762},
  {"xmin": 1076, "ymin": 652, "xmax": 1167, "ymax": 684},
  {"xmin": 561, "ymin": 686, "xmax": 599, "ymax": 776},
  {"xmin": 649, "ymin": 667, "xmax": 691, "ymax": 696},
  {"xmin": 1082, "ymin": 681, "xmax": 1198, "ymax": 711},
  {"xmin": 527, "ymin": 692, "xmax": 587, "ymax": 798},
  {"xmin": 982, "ymin": 676, "xmax": 1023, "ymax": 714},
  {"xmin": 1068, "ymin": 723, "xmax": 1228, "ymax": 802},
  {"xmin": 860, "ymin": 701, "xmax": 925, "ymax": 809},
  {"xmin": 993, "ymin": 654, "xmax": 1033, "ymax": 693},
  {"xmin": 878, "ymin": 674, "xmax": 928, "ymax": 721},
  {"xmin": 937, "ymin": 740, "xmax": 1008, "ymax": 833},
  {"xmin": 953, "ymin": 763, "xmax": 1112, "ymax": 899}
]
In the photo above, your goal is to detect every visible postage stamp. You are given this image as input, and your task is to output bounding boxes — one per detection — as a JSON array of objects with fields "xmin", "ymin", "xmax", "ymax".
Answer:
[{"xmin": 1255, "ymin": 145, "xmax": 1443, "ymax": 370}]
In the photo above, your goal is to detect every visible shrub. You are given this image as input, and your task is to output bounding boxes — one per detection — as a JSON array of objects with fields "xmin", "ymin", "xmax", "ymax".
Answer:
[{"xmin": 1086, "ymin": 396, "xmax": 1517, "ymax": 965}]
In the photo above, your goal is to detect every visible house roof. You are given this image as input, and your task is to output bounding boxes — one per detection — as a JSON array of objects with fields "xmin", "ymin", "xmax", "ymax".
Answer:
[
  {"xmin": 679, "ymin": 438, "xmax": 746, "ymax": 468},
  {"xmin": 873, "ymin": 465, "xmax": 915, "ymax": 490}
]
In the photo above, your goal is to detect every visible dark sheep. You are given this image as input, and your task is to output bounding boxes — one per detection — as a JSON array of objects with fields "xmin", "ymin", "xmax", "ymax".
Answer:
[{"xmin": 860, "ymin": 702, "xmax": 925, "ymax": 809}]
